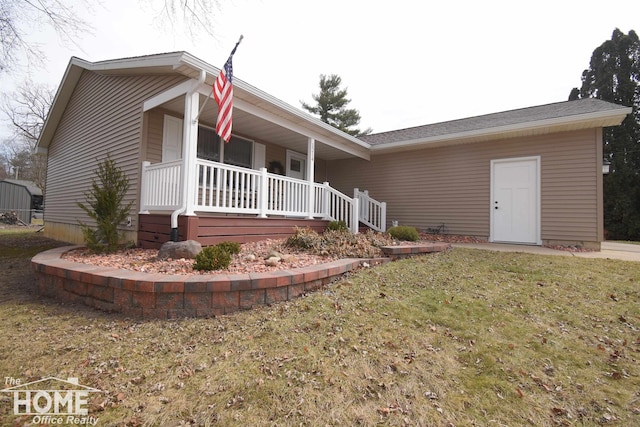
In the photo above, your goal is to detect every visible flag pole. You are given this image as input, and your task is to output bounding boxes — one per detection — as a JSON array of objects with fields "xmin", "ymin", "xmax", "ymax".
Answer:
[{"xmin": 193, "ymin": 35, "xmax": 244, "ymax": 124}]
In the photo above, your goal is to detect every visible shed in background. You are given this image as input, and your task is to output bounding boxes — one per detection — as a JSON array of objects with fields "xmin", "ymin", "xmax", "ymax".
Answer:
[{"xmin": 0, "ymin": 179, "xmax": 44, "ymax": 224}]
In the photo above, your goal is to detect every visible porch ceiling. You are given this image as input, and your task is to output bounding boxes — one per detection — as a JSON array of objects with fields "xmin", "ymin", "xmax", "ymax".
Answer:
[{"xmin": 159, "ymin": 92, "xmax": 368, "ymax": 161}]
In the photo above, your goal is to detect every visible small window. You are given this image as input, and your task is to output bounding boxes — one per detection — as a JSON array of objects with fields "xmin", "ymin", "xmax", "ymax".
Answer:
[
  {"xmin": 197, "ymin": 126, "xmax": 220, "ymax": 161},
  {"xmin": 224, "ymin": 136, "xmax": 253, "ymax": 168},
  {"xmin": 197, "ymin": 127, "xmax": 253, "ymax": 168}
]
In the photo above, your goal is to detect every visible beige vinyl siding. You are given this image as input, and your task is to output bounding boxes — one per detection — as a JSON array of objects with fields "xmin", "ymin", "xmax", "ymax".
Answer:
[
  {"xmin": 327, "ymin": 129, "xmax": 601, "ymax": 244},
  {"xmin": 145, "ymin": 110, "xmax": 165, "ymax": 163},
  {"xmin": 45, "ymin": 71, "xmax": 187, "ymax": 239}
]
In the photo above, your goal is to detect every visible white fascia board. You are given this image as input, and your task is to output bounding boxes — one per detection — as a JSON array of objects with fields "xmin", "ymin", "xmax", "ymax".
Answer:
[
  {"xmin": 178, "ymin": 53, "xmax": 371, "ymax": 152},
  {"xmin": 371, "ymin": 108, "xmax": 633, "ymax": 153},
  {"xmin": 234, "ymin": 98, "xmax": 370, "ymax": 160},
  {"xmin": 36, "ymin": 61, "xmax": 85, "ymax": 150},
  {"xmin": 37, "ymin": 53, "xmax": 187, "ymax": 150},
  {"xmin": 233, "ymin": 79, "xmax": 371, "ymax": 151},
  {"xmin": 79, "ymin": 52, "xmax": 185, "ymax": 72}
]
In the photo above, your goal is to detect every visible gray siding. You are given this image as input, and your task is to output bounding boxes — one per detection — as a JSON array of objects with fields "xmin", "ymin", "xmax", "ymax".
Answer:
[
  {"xmin": 45, "ymin": 71, "xmax": 187, "ymax": 227},
  {"xmin": 0, "ymin": 181, "xmax": 33, "ymax": 223},
  {"xmin": 327, "ymin": 129, "xmax": 602, "ymax": 244}
]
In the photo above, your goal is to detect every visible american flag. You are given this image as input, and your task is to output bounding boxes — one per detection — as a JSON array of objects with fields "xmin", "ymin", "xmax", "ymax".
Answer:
[{"xmin": 214, "ymin": 36, "xmax": 243, "ymax": 143}]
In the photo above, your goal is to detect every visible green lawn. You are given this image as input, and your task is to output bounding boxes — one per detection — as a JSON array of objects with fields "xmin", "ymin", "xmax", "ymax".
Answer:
[{"xmin": 1, "ymin": 232, "xmax": 639, "ymax": 426}]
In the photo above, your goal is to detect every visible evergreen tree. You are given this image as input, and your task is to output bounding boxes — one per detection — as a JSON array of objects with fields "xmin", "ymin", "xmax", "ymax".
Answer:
[
  {"xmin": 570, "ymin": 28, "xmax": 640, "ymax": 240},
  {"xmin": 77, "ymin": 154, "xmax": 133, "ymax": 253},
  {"xmin": 301, "ymin": 74, "xmax": 372, "ymax": 137}
]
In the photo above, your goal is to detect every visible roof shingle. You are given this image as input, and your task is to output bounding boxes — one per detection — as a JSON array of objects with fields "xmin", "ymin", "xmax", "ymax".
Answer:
[{"xmin": 360, "ymin": 98, "xmax": 630, "ymax": 145}]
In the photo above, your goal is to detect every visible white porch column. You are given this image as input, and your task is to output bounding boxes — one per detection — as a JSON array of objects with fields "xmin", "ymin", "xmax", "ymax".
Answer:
[
  {"xmin": 306, "ymin": 137, "xmax": 315, "ymax": 219},
  {"xmin": 259, "ymin": 167, "xmax": 268, "ymax": 218},
  {"xmin": 139, "ymin": 161, "xmax": 151, "ymax": 214},
  {"xmin": 183, "ymin": 90, "xmax": 200, "ymax": 216}
]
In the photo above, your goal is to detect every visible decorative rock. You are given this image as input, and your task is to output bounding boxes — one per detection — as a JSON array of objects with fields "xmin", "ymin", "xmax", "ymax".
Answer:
[
  {"xmin": 245, "ymin": 254, "xmax": 257, "ymax": 262},
  {"xmin": 158, "ymin": 240, "xmax": 202, "ymax": 260},
  {"xmin": 265, "ymin": 250, "xmax": 283, "ymax": 260},
  {"xmin": 265, "ymin": 256, "xmax": 281, "ymax": 266},
  {"xmin": 280, "ymin": 254, "xmax": 295, "ymax": 263}
]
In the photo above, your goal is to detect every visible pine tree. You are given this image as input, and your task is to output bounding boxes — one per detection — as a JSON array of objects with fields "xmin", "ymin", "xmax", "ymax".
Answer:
[
  {"xmin": 77, "ymin": 154, "xmax": 133, "ymax": 253},
  {"xmin": 301, "ymin": 74, "xmax": 372, "ymax": 137},
  {"xmin": 570, "ymin": 28, "xmax": 640, "ymax": 240}
]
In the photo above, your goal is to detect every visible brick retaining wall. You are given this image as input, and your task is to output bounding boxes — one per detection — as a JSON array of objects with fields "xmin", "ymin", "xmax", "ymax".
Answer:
[{"xmin": 31, "ymin": 246, "xmax": 390, "ymax": 319}]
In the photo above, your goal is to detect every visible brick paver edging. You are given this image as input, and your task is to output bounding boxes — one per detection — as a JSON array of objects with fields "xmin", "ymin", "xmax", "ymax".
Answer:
[
  {"xmin": 31, "ymin": 246, "xmax": 391, "ymax": 319},
  {"xmin": 381, "ymin": 243, "xmax": 450, "ymax": 259}
]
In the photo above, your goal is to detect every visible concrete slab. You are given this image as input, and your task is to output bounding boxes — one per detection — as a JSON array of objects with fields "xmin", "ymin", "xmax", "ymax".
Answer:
[{"xmin": 450, "ymin": 242, "xmax": 640, "ymax": 262}]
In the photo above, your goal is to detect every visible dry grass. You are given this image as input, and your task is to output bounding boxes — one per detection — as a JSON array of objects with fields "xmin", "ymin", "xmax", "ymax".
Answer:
[{"xmin": 1, "ymin": 232, "xmax": 639, "ymax": 426}]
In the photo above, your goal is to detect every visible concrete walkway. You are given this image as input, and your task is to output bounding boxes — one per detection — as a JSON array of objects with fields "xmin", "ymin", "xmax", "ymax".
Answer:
[{"xmin": 451, "ymin": 241, "xmax": 640, "ymax": 262}]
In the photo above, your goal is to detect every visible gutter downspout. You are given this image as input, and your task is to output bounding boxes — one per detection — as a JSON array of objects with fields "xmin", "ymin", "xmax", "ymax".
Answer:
[{"xmin": 170, "ymin": 69, "xmax": 206, "ymax": 242}]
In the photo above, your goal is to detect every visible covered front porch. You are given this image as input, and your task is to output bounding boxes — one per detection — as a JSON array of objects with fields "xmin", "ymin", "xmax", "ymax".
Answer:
[{"xmin": 137, "ymin": 70, "xmax": 386, "ymax": 247}]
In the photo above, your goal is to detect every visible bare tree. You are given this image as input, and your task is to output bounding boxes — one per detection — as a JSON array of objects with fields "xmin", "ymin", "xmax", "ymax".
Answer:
[
  {"xmin": 1, "ymin": 81, "xmax": 53, "ymax": 146},
  {"xmin": 0, "ymin": 81, "xmax": 54, "ymax": 188},
  {"xmin": 145, "ymin": 0, "xmax": 220, "ymax": 39},
  {"xmin": 0, "ymin": 143, "xmax": 12, "ymax": 178},
  {"xmin": 1, "ymin": 0, "xmax": 221, "ymax": 74},
  {"xmin": 0, "ymin": 0, "xmax": 94, "ymax": 72}
]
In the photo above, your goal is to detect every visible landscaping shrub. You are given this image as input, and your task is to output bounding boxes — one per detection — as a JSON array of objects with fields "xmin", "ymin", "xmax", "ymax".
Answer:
[
  {"xmin": 216, "ymin": 241, "xmax": 241, "ymax": 256},
  {"xmin": 77, "ymin": 154, "xmax": 133, "ymax": 253},
  {"xmin": 387, "ymin": 225, "xmax": 419, "ymax": 241},
  {"xmin": 286, "ymin": 227, "xmax": 395, "ymax": 258},
  {"xmin": 326, "ymin": 220, "xmax": 348, "ymax": 232},
  {"xmin": 193, "ymin": 245, "xmax": 232, "ymax": 271},
  {"xmin": 285, "ymin": 227, "xmax": 321, "ymax": 249}
]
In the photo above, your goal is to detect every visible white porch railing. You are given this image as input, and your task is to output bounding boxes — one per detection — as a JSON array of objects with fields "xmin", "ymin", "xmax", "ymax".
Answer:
[
  {"xmin": 314, "ymin": 182, "xmax": 359, "ymax": 233},
  {"xmin": 140, "ymin": 160, "xmax": 182, "ymax": 211},
  {"xmin": 195, "ymin": 160, "xmax": 261, "ymax": 214},
  {"xmin": 141, "ymin": 159, "xmax": 368, "ymax": 233},
  {"xmin": 354, "ymin": 188, "xmax": 387, "ymax": 232}
]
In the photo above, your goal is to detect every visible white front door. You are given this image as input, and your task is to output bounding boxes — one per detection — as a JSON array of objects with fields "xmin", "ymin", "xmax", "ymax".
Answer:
[
  {"xmin": 286, "ymin": 150, "xmax": 306, "ymax": 180},
  {"xmin": 490, "ymin": 157, "xmax": 541, "ymax": 245}
]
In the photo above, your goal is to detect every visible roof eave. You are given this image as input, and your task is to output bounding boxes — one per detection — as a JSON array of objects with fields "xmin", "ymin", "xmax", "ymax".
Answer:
[
  {"xmin": 36, "ymin": 59, "xmax": 85, "ymax": 151},
  {"xmin": 370, "ymin": 107, "xmax": 633, "ymax": 153},
  {"xmin": 177, "ymin": 53, "xmax": 372, "ymax": 154},
  {"xmin": 37, "ymin": 52, "xmax": 371, "ymax": 159}
]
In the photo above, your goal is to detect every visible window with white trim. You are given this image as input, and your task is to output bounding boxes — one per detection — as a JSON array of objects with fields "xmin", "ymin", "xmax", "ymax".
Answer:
[
  {"xmin": 196, "ymin": 126, "xmax": 253, "ymax": 168},
  {"xmin": 197, "ymin": 126, "xmax": 220, "ymax": 162}
]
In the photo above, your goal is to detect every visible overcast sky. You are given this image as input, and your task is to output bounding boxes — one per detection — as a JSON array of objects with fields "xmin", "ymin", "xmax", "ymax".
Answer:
[{"xmin": 1, "ymin": 0, "xmax": 639, "ymax": 140}]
